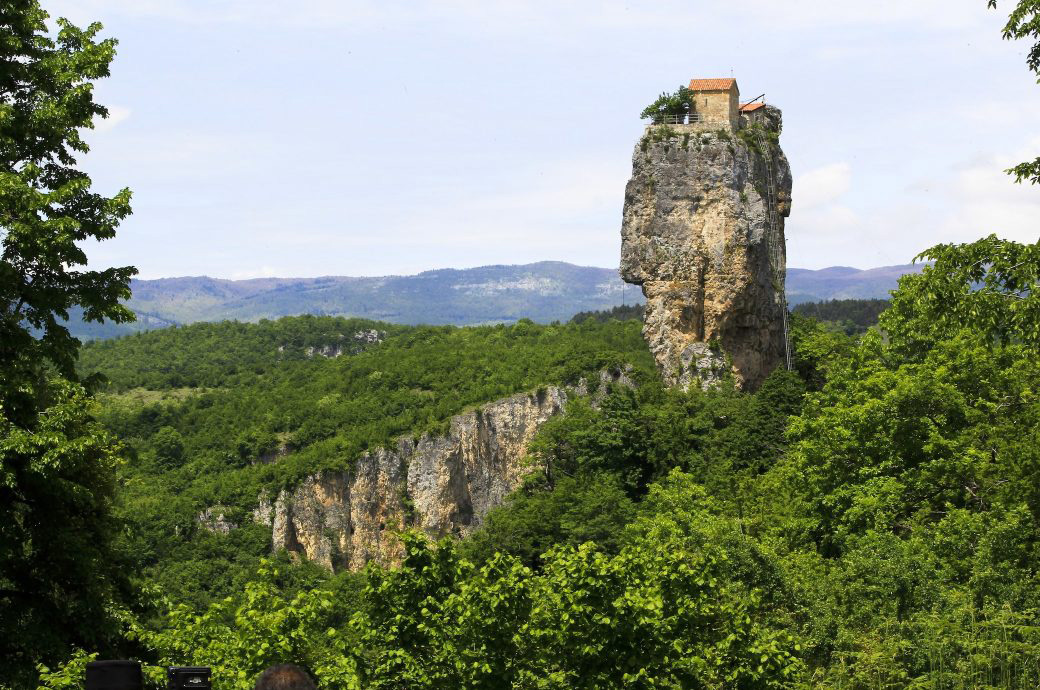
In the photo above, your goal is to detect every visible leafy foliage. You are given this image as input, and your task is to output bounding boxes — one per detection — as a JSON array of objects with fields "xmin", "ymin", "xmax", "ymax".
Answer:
[
  {"xmin": 36, "ymin": 238, "xmax": 1040, "ymax": 689},
  {"xmin": 461, "ymin": 472, "xmax": 636, "ymax": 569},
  {"xmin": 0, "ymin": 2, "xmax": 135, "ymax": 686},
  {"xmin": 463, "ymin": 371, "xmax": 804, "ymax": 569},
  {"xmin": 44, "ymin": 524, "xmax": 803, "ymax": 690},
  {"xmin": 1, "ymin": 381, "xmax": 132, "ymax": 688},
  {"xmin": 881, "ymin": 234, "xmax": 1040, "ymax": 355},
  {"xmin": 568, "ymin": 303, "xmax": 644, "ymax": 324},
  {"xmin": 639, "ymin": 85, "xmax": 694, "ymax": 122},
  {"xmin": 752, "ymin": 238, "xmax": 1040, "ymax": 686},
  {"xmin": 78, "ymin": 315, "xmax": 404, "ymax": 391},
  {"xmin": 0, "ymin": 0, "xmax": 135, "ymax": 405},
  {"xmin": 130, "ymin": 562, "xmax": 359, "ymax": 690},
  {"xmin": 988, "ymin": 0, "xmax": 1040, "ymax": 183}
]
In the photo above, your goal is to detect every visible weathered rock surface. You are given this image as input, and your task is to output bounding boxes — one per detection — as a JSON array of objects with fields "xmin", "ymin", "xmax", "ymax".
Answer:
[
  {"xmin": 196, "ymin": 506, "xmax": 237, "ymax": 535},
  {"xmin": 256, "ymin": 371, "xmax": 630, "ymax": 571},
  {"xmin": 620, "ymin": 107, "xmax": 792, "ymax": 390},
  {"xmin": 304, "ymin": 329, "xmax": 384, "ymax": 358}
]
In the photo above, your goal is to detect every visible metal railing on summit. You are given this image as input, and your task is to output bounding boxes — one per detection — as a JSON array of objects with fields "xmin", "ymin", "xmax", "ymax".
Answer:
[{"xmin": 646, "ymin": 113, "xmax": 704, "ymax": 125}]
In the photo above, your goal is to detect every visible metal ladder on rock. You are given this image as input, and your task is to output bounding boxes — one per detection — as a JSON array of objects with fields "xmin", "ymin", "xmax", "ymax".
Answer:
[{"xmin": 757, "ymin": 133, "xmax": 793, "ymax": 371}]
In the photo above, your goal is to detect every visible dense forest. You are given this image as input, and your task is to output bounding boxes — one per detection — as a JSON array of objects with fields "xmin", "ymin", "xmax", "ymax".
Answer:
[
  {"xmin": 790, "ymin": 299, "xmax": 890, "ymax": 335},
  {"xmin": 75, "ymin": 316, "xmax": 654, "ymax": 609},
  {"xmin": 574, "ymin": 299, "xmax": 892, "ymax": 336},
  {"xmin": 569, "ymin": 303, "xmax": 645, "ymax": 323},
  {"xmin": 24, "ymin": 235, "xmax": 1040, "ymax": 690}
]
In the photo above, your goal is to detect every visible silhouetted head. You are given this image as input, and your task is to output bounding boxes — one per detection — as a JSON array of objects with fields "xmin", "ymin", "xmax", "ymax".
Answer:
[{"xmin": 253, "ymin": 665, "xmax": 316, "ymax": 690}]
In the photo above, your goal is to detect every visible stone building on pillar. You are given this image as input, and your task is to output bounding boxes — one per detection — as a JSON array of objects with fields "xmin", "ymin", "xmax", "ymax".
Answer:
[{"xmin": 687, "ymin": 77, "xmax": 741, "ymax": 129}]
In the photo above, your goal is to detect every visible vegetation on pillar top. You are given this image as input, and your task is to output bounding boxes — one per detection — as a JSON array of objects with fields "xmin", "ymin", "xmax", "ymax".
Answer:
[{"xmin": 639, "ymin": 85, "xmax": 694, "ymax": 122}]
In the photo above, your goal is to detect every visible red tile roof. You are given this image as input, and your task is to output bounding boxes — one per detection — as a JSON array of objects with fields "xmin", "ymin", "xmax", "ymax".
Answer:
[
  {"xmin": 688, "ymin": 78, "xmax": 737, "ymax": 91},
  {"xmin": 740, "ymin": 102, "xmax": 765, "ymax": 112}
]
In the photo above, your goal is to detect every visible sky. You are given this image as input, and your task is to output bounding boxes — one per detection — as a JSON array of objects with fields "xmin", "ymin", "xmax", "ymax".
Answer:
[{"xmin": 50, "ymin": 0, "xmax": 1040, "ymax": 279}]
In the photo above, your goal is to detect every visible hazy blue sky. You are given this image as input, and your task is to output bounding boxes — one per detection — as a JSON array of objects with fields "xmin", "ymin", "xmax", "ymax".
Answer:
[{"xmin": 52, "ymin": 0, "xmax": 1040, "ymax": 278}]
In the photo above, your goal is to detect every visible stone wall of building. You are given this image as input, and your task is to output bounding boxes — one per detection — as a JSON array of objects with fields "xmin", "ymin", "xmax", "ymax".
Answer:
[{"xmin": 691, "ymin": 89, "xmax": 740, "ymax": 129}]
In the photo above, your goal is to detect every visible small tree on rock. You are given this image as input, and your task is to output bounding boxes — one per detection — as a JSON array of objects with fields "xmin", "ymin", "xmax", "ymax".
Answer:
[{"xmin": 639, "ymin": 85, "xmax": 694, "ymax": 123}]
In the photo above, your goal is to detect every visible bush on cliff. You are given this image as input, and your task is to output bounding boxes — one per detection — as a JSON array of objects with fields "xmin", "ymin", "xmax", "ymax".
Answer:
[{"xmin": 639, "ymin": 85, "xmax": 694, "ymax": 122}]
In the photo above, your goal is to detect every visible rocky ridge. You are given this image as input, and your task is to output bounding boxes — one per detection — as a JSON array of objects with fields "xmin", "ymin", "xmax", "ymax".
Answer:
[
  {"xmin": 620, "ymin": 107, "xmax": 793, "ymax": 390},
  {"xmin": 239, "ymin": 370, "xmax": 632, "ymax": 571}
]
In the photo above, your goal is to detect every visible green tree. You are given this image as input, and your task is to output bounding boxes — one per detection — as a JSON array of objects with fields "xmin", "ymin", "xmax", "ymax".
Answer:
[
  {"xmin": 988, "ymin": 0, "xmax": 1040, "ymax": 183},
  {"xmin": 0, "ymin": 1, "xmax": 135, "ymax": 684},
  {"xmin": 461, "ymin": 473, "xmax": 636, "ymax": 569},
  {"xmin": 1, "ymin": 381, "xmax": 131, "ymax": 688},
  {"xmin": 762, "ymin": 248, "xmax": 1040, "ymax": 685},
  {"xmin": 130, "ymin": 561, "xmax": 358, "ymax": 690},
  {"xmin": 0, "ymin": 2, "xmax": 134, "ymax": 407},
  {"xmin": 351, "ymin": 527, "xmax": 802, "ymax": 689},
  {"xmin": 152, "ymin": 425, "xmax": 185, "ymax": 467},
  {"xmin": 880, "ymin": 235, "xmax": 1040, "ymax": 357},
  {"xmin": 639, "ymin": 85, "xmax": 694, "ymax": 122}
]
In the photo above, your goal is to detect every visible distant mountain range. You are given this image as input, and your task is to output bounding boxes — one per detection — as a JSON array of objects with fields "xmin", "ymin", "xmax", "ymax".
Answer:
[
  {"xmin": 786, "ymin": 264, "xmax": 925, "ymax": 304},
  {"xmin": 65, "ymin": 261, "xmax": 925, "ymax": 340}
]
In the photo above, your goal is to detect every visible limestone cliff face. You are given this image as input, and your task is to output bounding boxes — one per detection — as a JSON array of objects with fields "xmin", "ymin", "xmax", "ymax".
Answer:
[
  {"xmin": 255, "ymin": 371, "xmax": 630, "ymax": 571},
  {"xmin": 620, "ymin": 106, "xmax": 792, "ymax": 391}
]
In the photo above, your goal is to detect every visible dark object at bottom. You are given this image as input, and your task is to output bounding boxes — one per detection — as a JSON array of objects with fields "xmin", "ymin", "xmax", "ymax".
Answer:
[
  {"xmin": 168, "ymin": 667, "xmax": 212, "ymax": 689},
  {"xmin": 168, "ymin": 666, "xmax": 212, "ymax": 689},
  {"xmin": 85, "ymin": 660, "xmax": 142, "ymax": 690}
]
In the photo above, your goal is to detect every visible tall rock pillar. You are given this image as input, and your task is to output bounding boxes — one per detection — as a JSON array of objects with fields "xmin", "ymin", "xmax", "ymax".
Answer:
[{"xmin": 620, "ymin": 106, "xmax": 793, "ymax": 391}]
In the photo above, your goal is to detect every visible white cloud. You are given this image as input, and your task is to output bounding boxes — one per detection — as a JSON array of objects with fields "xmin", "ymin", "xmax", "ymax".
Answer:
[
  {"xmin": 49, "ymin": 0, "xmax": 1040, "ymax": 279},
  {"xmin": 794, "ymin": 162, "xmax": 851, "ymax": 211},
  {"xmin": 789, "ymin": 136, "xmax": 1040, "ymax": 269},
  {"xmin": 960, "ymin": 94, "xmax": 1040, "ymax": 132},
  {"xmin": 230, "ymin": 266, "xmax": 284, "ymax": 279},
  {"xmin": 786, "ymin": 202, "xmax": 866, "ymax": 267},
  {"xmin": 719, "ymin": 0, "xmax": 978, "ymax": 30},
  {"xmin": 937, "ymin": 136, "xmax": 1040, "ymax": 244},
  {"xmin": 346, "ymin": 156, "xmax": 629, "ymax": 261},
  {"xmin": 92, "ymin": 105, "xmax": 131, "ymax": 133}
]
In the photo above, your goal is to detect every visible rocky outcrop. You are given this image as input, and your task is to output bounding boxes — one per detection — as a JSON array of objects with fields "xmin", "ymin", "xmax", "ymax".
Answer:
[
  {"xmin": 277, "ymin": 329, "xmax": 386, "ymax": 359},
  {"xmin": 256, "ymin": 442, "xmax": 291, "ymax": 465},
  {"xmin": 305, "ymin": 329, "xmax": 384, "ymax": 358},
  {"xmin": 256, "ymin": 371, "xmax": 630, "ymax": 571},
  {"xmin": 620, "ymin": 106, "xmax": 792, "ymax": 391},
  {"xmin": 196, "ymin": 506, "xmax": 237, "ymax": 535}
]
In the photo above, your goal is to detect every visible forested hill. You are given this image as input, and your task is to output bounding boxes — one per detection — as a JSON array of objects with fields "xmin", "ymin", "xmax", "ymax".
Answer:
[
  {"xmin": 65, "ymin": 261, "xmax": 924, "ymax": 339},
  {"xmin": 575, "ymin": 300, "xmax": 893, "ymax": 336},
  {"xmin": 79, "ymin": 315, "xmax": 656, "ymax": 605},
  {"xmin": 791, "ymin": 298, "xmax": 890, "ymax": 334}
]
